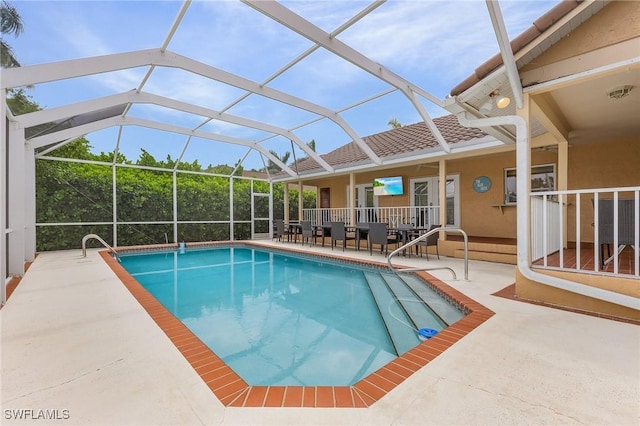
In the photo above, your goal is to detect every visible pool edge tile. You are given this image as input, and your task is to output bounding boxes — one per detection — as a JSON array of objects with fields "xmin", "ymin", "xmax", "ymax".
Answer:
[{"xmin": 100, "ymin": 244, "xmax": 494, "ymax": 409}]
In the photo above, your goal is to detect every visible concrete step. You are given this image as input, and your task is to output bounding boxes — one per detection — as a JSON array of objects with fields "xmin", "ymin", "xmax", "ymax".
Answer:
[
  {"xmin": 453, "ymin": 249, "xmax": 517, "ymax": 264},
  {"xmin": 465, "ymin": 241, "xmax": 517, "ymax": 255}
]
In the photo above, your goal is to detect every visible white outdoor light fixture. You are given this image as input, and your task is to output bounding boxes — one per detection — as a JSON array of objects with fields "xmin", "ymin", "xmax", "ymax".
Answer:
[
  {"xmin": 495, "ymin": 92, "xmax": 511, "ymax": 108},
  {"xmin": 480, "ymin": 90, "xmax": 511, "ymax": 115}
]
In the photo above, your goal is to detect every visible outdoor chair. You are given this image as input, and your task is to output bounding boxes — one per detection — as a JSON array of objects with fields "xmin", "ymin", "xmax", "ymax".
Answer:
[
  {"xmin": 355, "ymin": 222, "xmax": 369, "ymax": 251},
  {"xmin": 396, "ymin": 223, "xmax": 416, "ymax": 256},
  {"xmin": 368, "ymin": 222, "xmax": 398, "ymax": 256},
  {"xmin": 330, "ymin": 221, "xmax": 355, "ymax": 251},
  {"xmin": 416, "ymin": 224, "xmax": 440, "ymax": 260},
  {"xmin": 300, "ymin": 220, "xmax": 315, "ymax": 247},
  {"xmin": 592, "ymin": 198, "xmax": 637, "ymax": 266},
  {"xmin": 273, "ymin": 219, "xmax": 292, "ymax": 243}
]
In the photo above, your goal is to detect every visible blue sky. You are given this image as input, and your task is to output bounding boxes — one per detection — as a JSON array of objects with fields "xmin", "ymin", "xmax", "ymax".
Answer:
[{"xmin": 8, "ymin": 0, "xmax": 558, "ymax": 171}]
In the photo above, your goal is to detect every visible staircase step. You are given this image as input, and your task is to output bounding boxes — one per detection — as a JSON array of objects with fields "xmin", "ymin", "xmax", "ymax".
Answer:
[
  {"xmin": 454, "ymin": 249, "xmax": 517, "ymax": 264},
  {"xmin": 465, "ymin": 241, "xmax": 517, "ymax": 254}
]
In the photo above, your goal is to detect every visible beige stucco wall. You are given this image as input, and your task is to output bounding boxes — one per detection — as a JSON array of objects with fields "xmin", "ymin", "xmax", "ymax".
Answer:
[
  {"xmin": 515, "ymin": 268, "xmax": 640, "ymax": 320},
  {"xmin": 447, "ymin": 150, "xmax": 556, "ymax": 238},
  {"xmin": 567, "ymin": 136, "xmax": 640, "ymax": 243},
  {"xmin": 299, "ymin": 132, "xmax": 637, "ymax": 241}
]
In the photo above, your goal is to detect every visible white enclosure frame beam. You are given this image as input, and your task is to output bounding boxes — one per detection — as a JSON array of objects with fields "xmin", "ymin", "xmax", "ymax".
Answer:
[
  {"xmin": 26, "ymin": 116, "xmax": 298, "ymax": 177},
  {"xmin": 18, "ymin": 91, "xmax": 334, "ymax": 173},
  {"xmin": 219, "ymin": 0, "xmax": 385, "ymax": 113},
  {"xmin": 485, "ymin": 0, "xmax": 524, "ymax": 109},
  {"xmin": 2, "ymin": 48, "xmax": 381, "ymax": 165},
  {"xmin": 242, "ymin": 0, "xmax": 451, "ymax": 153}
]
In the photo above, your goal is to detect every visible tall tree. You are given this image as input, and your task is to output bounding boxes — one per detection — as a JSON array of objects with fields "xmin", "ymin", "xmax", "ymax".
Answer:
[
  {"xmin": 388, "ymin": 117, "xmax": 402, "ymax": 129},
  {"xmin": 1, "ymin": 0, "xmax": 24, "ymax": 68},
  {"xmin": 267, "ymin": 149, "xmax": 290, "ymax": 172},
  {"xmin": 307, "ymin": 139, "xmax": 316, "ymax": 152}
]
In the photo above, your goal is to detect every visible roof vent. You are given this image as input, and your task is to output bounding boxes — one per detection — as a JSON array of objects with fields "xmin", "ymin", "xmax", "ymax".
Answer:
[{"xmin": 607, "ymin": 85, "xmax": 633, "ymax": 100}]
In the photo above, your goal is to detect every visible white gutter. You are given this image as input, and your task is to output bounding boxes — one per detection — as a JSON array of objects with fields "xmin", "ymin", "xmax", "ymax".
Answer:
[{"xmin": 456, "ymin": 111, "xmax": 639, "ymax": 310}]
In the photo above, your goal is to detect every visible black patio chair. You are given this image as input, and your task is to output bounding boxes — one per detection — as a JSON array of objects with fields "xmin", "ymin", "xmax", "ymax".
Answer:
[
  {"xmin": 273, "ymin": 219, "xmax": 292, "ymax": 243},
  {"xmin": 355, "ymin": 222, "xmax": 369, "ymax": 251},
  {"xmin": 330, "ymin": 221, "xmax": 355, "ymax": 251},
  {"xmin": 416, "ymin": 224, "xmax": 440, "ymax": 260},
  {"xmin": 368, "ymin": 222, "xmax": 398, "ymax": 256},
  {"xmin": 300, "ymin": 220, "xmax": 315, "ymax": 247}
]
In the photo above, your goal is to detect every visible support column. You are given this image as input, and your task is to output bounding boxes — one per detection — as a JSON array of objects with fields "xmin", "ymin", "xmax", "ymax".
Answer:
[
  {"xmin": 172, "ymin": 170, "xmax": 178, "ymax": 244},
  {"xmin": 283, "ymin": 183, "xmax": 289, "ymax": 224},
  {"xmin": 229, "ymin": 177, "xmax": 234, "ymax": 240},
  {"xmin": 8, "ymin": 125, "xmax": 26, "ymax": 276},
  {"xmin": 558, "ymin": 140, "xmax": 569, "ymax": 248},
  {"xmin": 113, "ymin": 164, "xmax": 118, "ymax": 246},
  {"xmin": 24, "ymin": 145, "xmax": 36, "ymax": 261},
  {"xmin": 439, "ymin": 159, "xmax": 447, "ymax": 239},
  {"xmin": 349, "ymin": 173, "xmax": 356, "ymax": 226},
  {"xmin": 1, "ymin": 105, "xmax": 8, "ymax": 304},
  {"xmin": 298, "ymin": 180, "xmax": 303, "ymax": 221},
  {"xmin": 518, "ymin": 93, "xmax": 533, "ymax": 264}
]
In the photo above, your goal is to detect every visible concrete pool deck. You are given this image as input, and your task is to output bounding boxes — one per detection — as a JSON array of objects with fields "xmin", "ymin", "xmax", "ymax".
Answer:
[{"xmin": 1, "ymin": 241, "xmax": 638, "ymax": 425}]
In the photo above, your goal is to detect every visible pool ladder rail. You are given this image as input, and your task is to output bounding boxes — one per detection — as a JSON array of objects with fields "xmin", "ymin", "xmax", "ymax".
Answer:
[
  {"xmin": 387, "ymin": 227, "xmax": 469, "ymax": 281},
  {"xmin": 81, "ymin": 233, "xmax": 118, "ymax": 258}
]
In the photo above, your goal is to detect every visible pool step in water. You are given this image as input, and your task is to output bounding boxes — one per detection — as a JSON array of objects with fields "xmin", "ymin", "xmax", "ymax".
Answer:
[
  {"xmin": 398, "ymin": 274, "xmax": 465, "ymax": 325},
  {"xmin": 363, "ymin": 272, "xmax": 421, "ymax": 355},
  {"xmin": 380, "ymin": 272, "xmax": 447, "ymax": 330}
]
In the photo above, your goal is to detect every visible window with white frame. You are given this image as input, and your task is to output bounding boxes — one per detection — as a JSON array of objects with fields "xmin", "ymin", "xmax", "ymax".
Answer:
[{"xmin": 504, "ymin": 164, "xmax": 555, "ymax": 204}]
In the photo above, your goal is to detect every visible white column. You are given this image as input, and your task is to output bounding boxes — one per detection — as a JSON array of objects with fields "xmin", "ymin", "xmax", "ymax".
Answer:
[
  {"xmin": 24, "ymin": 145, "xmax": 36, "ymax": 261},
  {"xmin": 349, "ymin": 173, "xmax": 356, "ymax": 226},
  {"xmin": 558, "ymin": 140, "xmax": 569, "ymax": 248},
  {"xmin": 439, "ymin": 159, "xmax": 447, "ymax": 239},
  {"xmin": 283, "ymin": 183, "xmax": 289, "ymax": 223},
  {"xmin": 518, "ymin": 93, "xmax": 533, "ymax": 264},
  {"xmin": 298, "ymin": 180, "xmax": 303, "ymax": 220},
  {"xmin": 1, "ymin": 105, "xmax": 8, "ymax": 304},
  {"xmin": 229, "ymin": 177, "xmax": 234, "ymax": 240},
  {"xmin": 8, "ymin": 125, "xmax": 25, "ymax": 276},
  {"xmin": 172, "ymin": 170, "xmax": 178, "ymax": 244},
  {"xmin": 112, "ymin": 164, "xmax": 118, "ymax": 246}
]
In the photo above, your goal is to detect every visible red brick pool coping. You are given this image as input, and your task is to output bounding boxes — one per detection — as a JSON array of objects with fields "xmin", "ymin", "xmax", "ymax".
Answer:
[{"xmin": 100, "ymin": 242, "xmax": 495, "ymax": 408}]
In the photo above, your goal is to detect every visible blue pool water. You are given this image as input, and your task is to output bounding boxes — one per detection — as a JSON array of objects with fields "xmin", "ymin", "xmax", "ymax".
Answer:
[{"xmin": 118, "ymin": 246, "xmax": 462, "ymax": 386}]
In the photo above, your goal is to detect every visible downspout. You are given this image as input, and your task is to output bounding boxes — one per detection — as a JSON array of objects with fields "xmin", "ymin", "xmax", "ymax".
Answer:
[{"xmin": 456, "ymin": 112, "xmax": 638, "ymax": 310}]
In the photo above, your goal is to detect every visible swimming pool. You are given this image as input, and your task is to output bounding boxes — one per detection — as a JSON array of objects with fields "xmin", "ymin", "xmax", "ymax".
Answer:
[{"xmin": 118, "ymin": 245, "xmax": 464, "ymax": 386}]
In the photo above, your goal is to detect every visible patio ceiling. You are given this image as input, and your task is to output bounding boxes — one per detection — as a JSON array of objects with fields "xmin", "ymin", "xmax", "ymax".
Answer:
[{"xmin": 3, "ymin": 1, "xmax": 636, "ymax": 181}]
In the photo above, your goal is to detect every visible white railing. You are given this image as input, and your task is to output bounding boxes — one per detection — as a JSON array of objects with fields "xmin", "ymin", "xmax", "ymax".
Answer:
[
  {"xmin": 531, "ymin": 196, "xmax": 562, "ymax": 262},
  {"xmin": 302, "ymin": 206, "xmax": 440, "ymax": 227},
  {"xmin": 531, "ymin": 186, "xmax": 639, "ymax": 278}
]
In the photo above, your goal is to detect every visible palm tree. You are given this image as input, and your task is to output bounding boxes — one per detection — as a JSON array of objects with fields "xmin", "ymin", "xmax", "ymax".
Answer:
[
  {"xmin": 307, "ymin": 139, "xmax": 316, "ymax": 152},
  {"xmin": 388, "ymin": 117, "xmax": 402, "ymax": 129},
  {"xmin": 1, "ymin": 0, "xmax": 24, "ymax": 68},
  {"xmin": 267, "ymin": 149, "xmax": 291, "ymax": 172}
]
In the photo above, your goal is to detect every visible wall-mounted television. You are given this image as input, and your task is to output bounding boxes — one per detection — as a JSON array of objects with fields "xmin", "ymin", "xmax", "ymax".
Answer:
[{"xmin": 373, "ymin": 176, "xmax": 404, "ymax": 196}]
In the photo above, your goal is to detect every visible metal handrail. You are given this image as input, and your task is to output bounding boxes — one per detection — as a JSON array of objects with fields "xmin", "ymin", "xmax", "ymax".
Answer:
[
  {"xmin": 82, "ymin": 234, "xmax": 117, "ymax": 257},
  {"xmin": 387, "ymin": 227, "xmax": 469, "ymax": 281}
]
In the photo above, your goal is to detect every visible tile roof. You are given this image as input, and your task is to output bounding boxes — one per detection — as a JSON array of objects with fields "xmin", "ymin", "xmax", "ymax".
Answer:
[{"xmin": 285, "ymin": 114, "xmax": 487, "ymax": 176}]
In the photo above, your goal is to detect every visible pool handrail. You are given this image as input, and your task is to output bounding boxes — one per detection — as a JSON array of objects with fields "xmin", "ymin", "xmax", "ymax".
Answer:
[
  {"xmin": 82, "ymin": 233, "xmax": 117, "ymax": 257},
  {"xmin": 387, "ymin": 227, "xmax": 469, "ymax": 281}
]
